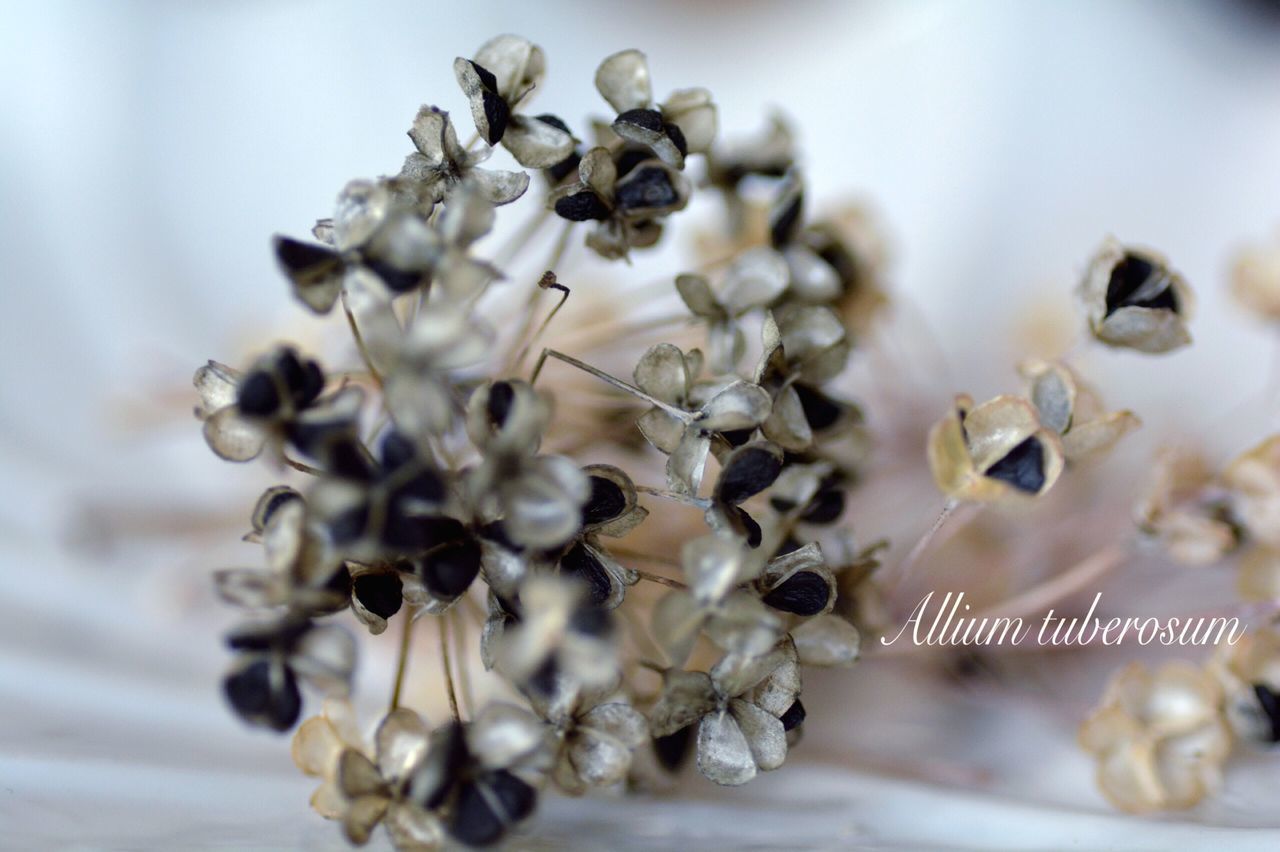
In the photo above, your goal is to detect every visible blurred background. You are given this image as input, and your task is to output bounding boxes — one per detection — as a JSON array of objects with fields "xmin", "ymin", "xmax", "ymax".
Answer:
[{"xmin": 3, "ymin": 0, "xmax": 1280, "ymax": 847}]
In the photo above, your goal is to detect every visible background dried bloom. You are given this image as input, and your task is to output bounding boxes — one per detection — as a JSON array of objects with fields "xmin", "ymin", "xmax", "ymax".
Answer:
[
  {"xmin": 1210, "ymin": 626, "xmax": 1280, "ymax": 745},
  {"xmin": 1078, "ymin": 237, "xmax": 1194, "ymax": 354},
  {"xmin": 1231, "ymin": 232, "xmax": 1280, "ymax": 323}
]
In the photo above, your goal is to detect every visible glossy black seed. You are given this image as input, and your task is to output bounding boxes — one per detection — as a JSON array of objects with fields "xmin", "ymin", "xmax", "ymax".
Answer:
[
  {"xmin": 353, "ymin": 572, "xmax": 403, "ymax": 619},
  {"xmin": 364, "ymin": 258, "xmax": 422, "ymax": 294},
  {"xmin": 653, "ymin": 725, "xmax": 694, "ymax": 772},
  {"xmin": 323, "ymin": 435, "xmax": 377, "ymax": 482},
  {"xmin": 582, "ymin": 475, "xmax": 628, "ymax": 526},
  {"xmin": 237, "ymin": 371, "xmax": 281, "ymax": 417},
  {"xmin": 469, "ymin": 61, "xmax": 510, "ymax": 144},
  {"xmin": 223, "ymin": 659, "xmax": 301, "ymax": 732},
  {"xmin": 448, "ymin": 771, "xmax": 535, "ymax": 847},
  {"xmin": 794, "ymin": 383, "xmax": 844, "ymax": 432},
  {"xmin": 420, "ymin": 538, "xmax": 482, "ymax": 599},
  {"xmin": 274, "ymin": 236, "xmax": 341, "ymax": 275},
  {"xmin": 763, "ymin": 570, "xmax": 831, "ymax": 615},
  {"xmin": 801, "ymin": 487, "xmax": 845, "ymax": 525},
  {"xmin": 379, "ymin": 431, "xmax": 416, "ymax": 470},
  {"xmin": 1253, "ymin": 683, "xmax": 1280, "ymax": 743},
  {"xmin": 984, "ymin": 436, "xmax": 1046, "ymax": 494},
  {"xmin": 478, "ymin": 520, "xmax": 523, "ymax": 553},
  {"xmin": 277, "ymin": 349, "xmax": 306, "ymax": 395},
  {"xmin": 720, "ymin": 427, "xmax": 755, "ymax": 448},
  {"xmin": 779, "ymin": 699, "xmax": 807, "ymax": 732},
  {"xmin": 324, "ymin": 563, "xmax": 353, "ymax": 597},
  {"xmin": 718, "ymin": 446, "xmax": 784, "ymax": 505},
  {"xmin": 615, "ymin": 108, "xmax": 665, "ymax": 133},
  {"xmin": 298, "ymin": 360, "xmax": 325, "ymax": 406},
  {"xmin": 727, "ymin": 505, "xmax": 763, "ymax": 548},
  {"xmin": 486, "ymin": 381, "xmax": 515, "ymax": 426},
  {"xmin": 615, "ymin": 166, "xmax": 678, "ymax": 212},
  {"xmin": 554, "ymin": 190, "xmax": 611, "ymax": 222},
  {"xmin": 569, "ymin": 601, "xmax": 613, "ymax": 638},
  {"xmin": 770, "ymin": 188, "xmax": 803, "ymax": 248},
  {"xmin": 545, "ymin": 150, "xmax": 581, "ymax": 184},
  {"xmin": 559, "ymin": 543, "xmax": 614, "ymax": 606},
  {"xmin": 1104, "ymin": 252, "xmax": 1178, "ymax": 317},
  {"xmin": 663, "ymin": 121, "xmax": 688, "ymax": 158},
  {"xmin": 534, "ymin": 113, "xmax": 572, "ymax": 135}
]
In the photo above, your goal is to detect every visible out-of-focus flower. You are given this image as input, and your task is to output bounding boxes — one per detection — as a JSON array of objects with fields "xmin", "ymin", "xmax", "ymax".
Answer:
[
  {"xmin": 532, "ymin": 681, "xmax": 647, "ymax": 795},
  {"xmin": 1079, "ymin": 238, "xmax": 1194, "ymax": 354},
  {"xmin": 495, "ymin": 576, "xmax": 618, "ymax": 698},
  {"xmin": 648, "ymin": 640, "xmax": 800, "ymax": 786},
  {"xmin": 1134, "ymin": 446, "xmax": 1240, "ymax": 566},
  {"xmin": 675, "ymin": 249, "xmax": 789, "ymax": 373},
  {"xmin": 1223, "ymin": 434, "xmax": 1280, "ymax": 547},
  {"xmin": 753, "ymin": 309, "xmax": 858, "ymax": 451},
  {"xmin": 1210, "ymin": 626, "xmax": 1280, "ymax": 745},
  {"xmin": 703, "ymin": 440, "xmax": 785, "ymax": 548},
  {"xmin": 1078, "ymin": 661, "xmax": 1231, "ymax": 813},
  {"xmin": 1231, "ymin": 233, "xmax": 1280, "ymax": 322},
  {"xmin": 291, "ymin": 698, "xmax": 366, "ymax": 821},
  {"xmin": 1019, "ymin": 358, "xmax": 1140, "ymax": 463},
  {"xmin": 926, "ymin": 394, "xmax": 1065, "ymax": 502},
  {"xmin": 222, "ymin": 614, "xmax": 356, "ymax": 733}
]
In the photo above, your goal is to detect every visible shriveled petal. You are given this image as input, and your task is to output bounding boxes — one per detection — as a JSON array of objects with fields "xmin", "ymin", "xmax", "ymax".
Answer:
[
  {"xmin": 474, "ymin": 34, "xmax": 545, "ymax": 104},
  {"xmin": 292, "ymin": 624, "xmax": 357, "ymax": 696},
  {"xmin": 292, "ymin": 715, "xmax": 345, "ymax": 778},
  {"xmin": 650, "ymin": 668, "xmax": 717, "ymax": 737},
  {"xmin": 682, "ymin": 534, "xmax": 751, "ymax": 600},
  {"xmin": 667, "ymin": 427, "xmax": 711, "ymax": 497},
  {"xmin": 203, "ymin": 406, "xmax": 267, "ymax": 462},
  {"xmin": 376, "ymin": 709, "xmax": 430, "ymax": 786},
  {"xmin": 650, "ymin": 590, "xmax": 706, "ymax": 668},
  {"xmin": 774, "ymin": 304, "xmax": 850, "ymax": 383},
  {"xmin": 675, "ymin": 274, "xmax": 722, "ymax": 319},
  {"xmin": 193, "ymin": 361, "xmax": 241, "ymax": 418},
  {"xmin": 729, "ymin": 698, "xmax": 786, "ymax": 771},
  {"xmin": 579, "ymin": 147, "xmax": 618, "ymax": 198},
  {"xmin": 761, "ymin": 385, "xmax": 813, "ymax": 452},
  {"xmin": 706, "ymin": 592, "xmax": 782, "ymax": 658},
  {"xmin": 408, "ymin": 106, "xmax": 452, "ymax": 166},
  {"xmin": 468, "ymin": 168, "xmax": 530, "ymax": 206},
  {"xmin": 720, "ymin": 248, "xmax": 789, "ymax": 316},
  {"xmin": 503, "ymin": 115, "xmax": 575, "ymax": 169},
  {"xmin": 344, "ymin": 794, "xmax": 390, "ymax": 845},
  {"xmin": 791, "ymin": 614, "xmax": 861, "ymax": 667},
  {"xmin": 696, "ymin": 711, "xmax": 756, "ymax": 786},
  {"xmin": 696, "ymin": 381, "xmax": 772, "ymax": 433},
  {"xmin": 1062, "ymin": 410, "xmax": 1141, "ymax": 462},
  {"xmin": 634, "ymin": 342, "xmax": 691, "ymax": 403},
  {"xmin": 595, "ymin": 49, "xmax": 652, "ymax": 113},
  {"xmin": 661, "ymin": 87, "xmax": 717, "ymax": 154}
]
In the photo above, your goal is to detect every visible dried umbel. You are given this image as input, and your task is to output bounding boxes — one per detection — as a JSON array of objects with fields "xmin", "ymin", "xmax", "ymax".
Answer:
[{"xmin": 194, "ymin": 29, "xmax": 1269, "ymax": 846}]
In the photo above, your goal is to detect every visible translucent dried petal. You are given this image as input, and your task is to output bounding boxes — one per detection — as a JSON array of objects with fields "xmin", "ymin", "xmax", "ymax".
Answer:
[
  {"xmin": 696, "ymin": 381, "xmax": 772, "ymax": 433},
  {"xmin": 634, "ymin": 342, "xmax": 692, "ymax": 404},
  {"xmin": 661, "ymin": 87, "xmax": 717, "ymax": 154},
  {"xmin": 504, "ymin": 115, "xmax": 574, "ymax": 169},
  {"xmin": 1224, "ymin": 435, "xmax": 1280, "ymax": 547},
  {"xmin": 706, "ymin": 592, "xmax": 782, "ymax": 658},
  {"xmin": 1061, "ymin": 410, "xmax": 1141, "ymax": 462},
  {"xmin": 595, "ymin": 49, "xmax": 652, "ymax": 114},
  {"xmin": 720, "ymin": 248, "xmax": 789, "ymax": 316},
  {"xmin": 675, "ymin": 274, "xmax": 721, "ymax": 319},
  {"xmin": 650, "ymin": 590, "xmax": 705, "ymax": 667},
  {"xmin": 202, "ymin": 406, "xmax": 267, "ymax": 462},
  {"xmin": 376, "ymin": 709, "xmax": 430, "ymax": 787},
  {"xmin": 791, "ymin": 614, "xmax": 861, "ymax": 667},
  {"xmin": 474, "ymin": 34, "xmax": 545, "ymax": 105},
  {"xmin": 292, "ymin": 624, "xmax": 356, "ymax": 696},
  {"xmin": 1020, "ymin": 359, "xmax": 1076, "ymax": 435},
  {"xmin": 667, "ymin": 428, "xmax": 711, "ymax": 496},
  {"xmin": 729, "ymin": 698, "xmax": 786, "ymax": 771},
  {"xmin": 344, "ymin": 794, "xmax": 390, "ymax": 845},
  {"xmin": 383, "ymin": 802, "xmax": 444, "ymax": 851},
  {"xmin": 650, "ymin": 669, "xmax": 717, "ymax": 737},
  {"xmin": 696, "ymin": 710, "xmax": 755, "ymax": 786},
  {"xmin": 193, "ymin": 361, "xmax": 241, "ymax": 418},
  {"xmin": 468, "ymin": 167, "xmax": 530, "ymax": 206},
  {"xmin": 468, "ymin": 702, "xmax": 548, "ymax": 771}
]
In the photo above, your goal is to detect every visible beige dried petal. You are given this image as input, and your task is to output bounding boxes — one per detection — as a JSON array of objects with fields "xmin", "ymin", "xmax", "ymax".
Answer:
[
  {"xmin": 791, "ymin": 614, "xmax": 861, "ymax": 667},
  {"xmin": 1224, "ymin": 435, "xmax": 1280, "ymax": 546},
  {"xmin": 963, "ymin": 395, "xmax": 1041, "ymax": 472},
  {"xmin": 697, "ymin": 381, "xmax": 772, "ymax": 432},
  {"xmin": 383, "ymin": 802, "xmax": 444, "ymax": 851},
  {"xmin": 675, "ymin": 274, "xmax": 722, "ymax": 319},
  {"xmin": 474, "ymin": 34, "xmax": 545, "ymax": 104},
  {"xmin": 729, "ymin": 698, "xmax": 786, "ymax": 772},
  {"xmin": 667, "ymin": 427, "xmax": 711, "ymax": 496},
  {"xmin": 650, "ymin": 669, "xmax": 717, "ymax": 737},
  {"xmin": 1020, "ymin": 358, "xmax": 1077, "ymax": 435},
  {"xmin": 375, "ymin": 709, "xmax": 429, "ymax": 786},
  {"xmin": 595, "ymin": 49, "xmax": 652, "ymax": 114},
  {"xmin": 503, "ymin": 115, "xmax": 574, "ymax": 168},
  {"xmin": 343, "ymin": 794, "xmax": 390, "ymax": 845},
  {"xmin": 634, "ymin": 342, "xmax": 691, "ymax": 404},
  {"xmin": 1232, "ymin": 239, "xmax": 1280, "ymax": 322},
  {"xmin": 202, "ymin": 406, "xmax": 266, "ymax": 462},
  {"xmin": 193, "ymin": 361, "xmax": 241, "ymax": 418},
  {"xmin": 661, "ymin": 87, "xmax": 717, "ymax": 154},
  {"xmin": 292, "ymin": 715, "xmax": 345, "ymax": 778},
  {"xmin": 650, "ymin": 590, "xmax": 705, "ymax": 668},
  {"xmin": 1237, "ymin": 546, "xmax": 1280, "ymax": 602},
  {"xmin": 1061, "ymin": 410, "xmax": 1141, "ymax": 462}
]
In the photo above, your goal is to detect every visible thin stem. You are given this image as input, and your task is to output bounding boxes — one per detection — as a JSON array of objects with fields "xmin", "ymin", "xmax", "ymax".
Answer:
[
  {"xmin": 341, "ymin": 289, "xmax": 384, "ymax": 389},
  {"xmin": 502, "ymin": 224, "xmax": 575, "ymax": 371},
  {"xmin": 632, "ymin": 568, "xmax": 688, "ymax": 590},
  {"xmin": 451, "ymin": 607, "xmax": 476, "ymax": 718},
  {"xmin": 283, "ymin": 455, "xmax": 324, "ymax": 476},
  {"xmin": 389, "ymin": 610, "xmax": 414, "ymax": 711},
  {"xmin": 438, "ymin": 615, "xmax": 460, "ymax": 721},
  {"xmin": 513, "ymin": 274, "xmax": 571, "ymax": 372},
  {"xmin": 635, "ymin": 483, "xmax": 711, "ymax": 509},
  {"xmin": 530, "ymin": 348, "xmax": 690, "ymax": 421},
  {"xmin": 885, "ymin": 499, "xmax": 968, "ymax": 606}
]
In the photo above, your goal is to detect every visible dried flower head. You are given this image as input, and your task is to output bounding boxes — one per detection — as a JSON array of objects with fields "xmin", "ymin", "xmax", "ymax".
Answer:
[
  {"xmin": 1079, "ymin": 238, "xmax": 1194, "ymax": 353},
  {"xmin": 927, "ymin": 394, "xmax": 1065, "ymax": 502}
]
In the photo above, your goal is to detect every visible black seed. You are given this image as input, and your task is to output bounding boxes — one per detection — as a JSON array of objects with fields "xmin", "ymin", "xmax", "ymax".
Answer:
[
  {"xmin": 478, "ymin": 520, "xmax": 523, "ymax": 553},
  {"xmin": 364, "ymin": 257, "xmax": 422, "ymax": 294},
  {"xmin": 379, "ymin": 431, "xmax": 416, "ymax": 470},
  {"xmin": 324, "ymin": 563, "xmax": 353, "ymax": 597},
  {"xmin": 769, "ymin": 496, "xmax": 797, "ymax": 513},
  {"xmin": 720, "ymin": 427, "xmax": 755, "ymax": 448},
  {"xmin": 570, "ymin": 602, "xmax": 613, "ymax": 637},
  {"xmin": 323, "ymin": 436, "xmax": 377, "ymax": 482},
  {"xmin": 327, "ymin": 502, "xmax": 370, "ymax": 545},
  {"xmin": 559, "ymin": 543, "xmax": 614, "ymax": 606},
  {"xmin": 813, "ymin": 235, "xmax": 861, "ymax": 295},
  {"xmin": 770, "ymin": 187, "xmax": 803, "ymax": 248},
  {"xmin": 984, "ymin": 436, "xmax": 1046, "ymax": 494},
  {"xmin": 449, "ymin": 772, "xmax": 534, "ymax": 847},
  {"xmin": 353, "ymin": 572, "xmax": 403, "ymax": 619},
  {"xmin": 718, "ymin": 446, "xmax": 784, "ymax": 505},
  {"xmin": 298, "ymin": 359, "xmax": 325, "ymax": 406},
  {"xmin": 554, "ymin": 190, "xmax": 611, "ymax": 222},
  {"xmin": 772, "ymin": 536, "xmax": 802, "ymax": 557},
  {"xmin": 582, "ymin": 475, "xmax": 628, "ymax": 526},
  {"xmin": 615, "ymin": 166, "xmax": 678, "ymax": 212},
  {"xmin": 779, "ymin": 699, "xmax": 807, "ymax": 732},
  {"xmin": 663, "ymin": 121, "xmax": 688, "ymax": 158},
  {"xmin": 1254, "ymin": 683, "xmax": 1280, "ymax": 743},
  {"xmin": 237, "ymin": 371, "xmax": 281, "ymax": 417},
  {"xmin": 277, "ymin": 349, "xmax": 306, "ymax": 396},
  {"xmin": 615, "ymin": 107, "xmax": 666, "ymax": 133},
  {"xmin": 728, "ymin": 505, "xmax": 763, "ymax": 548},
  {"xmin": 419, "ymin": 538, "xmax": 482, "ymax": 599},
  {"xmin": 260, "ymin": 489, "xmax": 301, "ymax": 527},
  {"xmin": 416, "ymin": 721, "xmax": 469, "ymax": 809},
  {"xmin": 486, "ymin": 381, "xmax": 516, "ymax": 427},
  {"xmin": 763, "ymin": 571, "xmax": 831, "ymax": 615},
  {"xmin": 223, "ymin": 659, "xmax": 301, "ymax": 732},
  {"xmin": 794, "ymin": 383, "xmax": 844, "ymax": 432},
  {"xmin": 469, "ymin": 61, "xmax": 510, "ymax": 144},
  {"xmin": 420, "ymin": 516, "xmax": 468, "ymax": 547},
  {"xmin": 653, "ymin": 725, "xmax": 694, "ymax": 772},
  {"xmin": 528, "ymin": 656, "xmax": 559, "ymax": 697},
  {"xmin": 1104, "ymin": 252, "xmax": 1178, "ymax": 317},
  {"xmin": 274, "ymin": 236, "xmax": 341, "ymax": 277},
  {"xmin": 801, "ymin": 487, "xmax": 845, "ymax": 525},
  {"xmin": 545, "ymin": 150, "xmax": 581, "ymax": 184},
  {"xmin": 225, "ymin": 615, "xmax": 310, "ymax": 652},
  {"xmin": 613, "ymin": 147, "xmax": 651, "ymax": 178},
  {"xmin": 534, "ymin": 113, "xmax": 572, "ymax": 135}
]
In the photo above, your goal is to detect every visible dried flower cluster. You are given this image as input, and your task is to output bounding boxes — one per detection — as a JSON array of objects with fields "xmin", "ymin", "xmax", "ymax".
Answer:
[{"xmin": 197, "ymin": 34, "xmax": 1280, "ymax": 841}]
